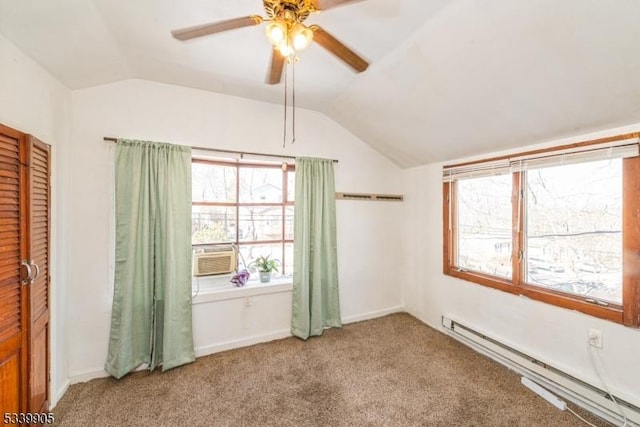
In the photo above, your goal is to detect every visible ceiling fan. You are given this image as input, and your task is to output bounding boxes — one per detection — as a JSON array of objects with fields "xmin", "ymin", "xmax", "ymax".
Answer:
[{"xmin": 171, "ymin": 0, "xmax": 369, "ymax": 85}]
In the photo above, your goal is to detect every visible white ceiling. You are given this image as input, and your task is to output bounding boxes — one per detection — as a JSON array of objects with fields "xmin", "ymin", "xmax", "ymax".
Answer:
[{"xmin": 2, "ymin": 0, "xmax": 640, "ymax": 167}]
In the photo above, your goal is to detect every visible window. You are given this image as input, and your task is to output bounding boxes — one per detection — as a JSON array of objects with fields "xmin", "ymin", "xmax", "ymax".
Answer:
[
  {"xmin": 443, "ymin": 134, "xmax": 640, "ymax": 327},
  {"xmin": 192, "ymin": 159, "xmax": 294, "ymax": 275},
  {"xmin": 525, "ymin": 160, "xmax": 622, "ymax": 304},
  {"xmin": 457, "ymin": 174, "xmax": 512, "ymax": 279}
]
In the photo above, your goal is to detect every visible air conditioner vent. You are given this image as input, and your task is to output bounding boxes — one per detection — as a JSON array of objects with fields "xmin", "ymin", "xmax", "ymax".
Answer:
[{"xmin": 193, "ymin": 249, "xmax": 237, "ymax": 276}]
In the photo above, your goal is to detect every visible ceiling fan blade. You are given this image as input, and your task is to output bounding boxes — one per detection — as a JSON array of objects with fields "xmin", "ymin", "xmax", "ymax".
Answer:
[
  {"xmin": 311, "ymin": 0, "xmax": 365, "ymax": 11},
  {"xmin": 172, "ymin": 15, "xmax": 263, "ymax": 41},
  {"xmin": 310, "ymin": 26, "xmax": 369, "ymax": 73},
  {"xmin": 266, "ymin": 48, "xmax": 286, "ymax": 85}
]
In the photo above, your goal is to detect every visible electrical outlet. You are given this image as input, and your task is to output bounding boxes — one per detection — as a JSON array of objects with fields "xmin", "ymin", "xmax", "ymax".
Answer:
[{"xmin": 588, "ymin": 328, "xmax": 603, "ymax": 349}]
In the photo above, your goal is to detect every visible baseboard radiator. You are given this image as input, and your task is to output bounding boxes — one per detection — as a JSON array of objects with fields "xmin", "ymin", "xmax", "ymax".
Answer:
[{"xmin": 441, "ymin": 316, "xmax": 640, "ymax": 427}]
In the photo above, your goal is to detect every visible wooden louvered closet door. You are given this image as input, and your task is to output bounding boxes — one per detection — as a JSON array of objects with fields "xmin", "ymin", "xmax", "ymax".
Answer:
[
  {"xmin": 0, "ymin": 124, "xmax": 50, "ymax": 417},
  {"xmin": 25, "ymin": 136, "xmax": 50, "ymax": 414},
  {"xmin": 0, "ymin": 125, "xmax": 26, "ymax": 413}
]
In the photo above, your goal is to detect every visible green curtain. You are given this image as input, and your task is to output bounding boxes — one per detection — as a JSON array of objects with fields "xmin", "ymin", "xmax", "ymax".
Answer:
[
  {"xmin": 291, "ymin": 157, "xmax": 341, "ymax": 340},
  {"xmin": 105, "ymin": 139, "xmax": 195, "ymax": 379}
]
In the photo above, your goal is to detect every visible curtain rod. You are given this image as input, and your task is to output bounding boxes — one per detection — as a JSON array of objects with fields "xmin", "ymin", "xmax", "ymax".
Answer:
[{"xmin": 103, "ymin": 137, "xmax": 338, "ymax": 163}]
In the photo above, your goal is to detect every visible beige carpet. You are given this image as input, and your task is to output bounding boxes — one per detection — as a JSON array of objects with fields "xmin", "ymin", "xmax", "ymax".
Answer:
[{"xmin": 53, "ymin": 313, "xmax": 609, "ymax": 426}]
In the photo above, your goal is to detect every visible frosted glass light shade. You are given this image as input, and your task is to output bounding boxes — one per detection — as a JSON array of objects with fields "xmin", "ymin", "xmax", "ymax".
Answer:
[
  {"xmin": 291, "ymin": 24, "xmax": 313, "ymax": 51},
  {"xmin": 265, "ymin": 21, "xmax": 287, "ymax": 45},
  {"xmin": 278, "ymin": 41, "xmax": 294, "ymax": 57}
]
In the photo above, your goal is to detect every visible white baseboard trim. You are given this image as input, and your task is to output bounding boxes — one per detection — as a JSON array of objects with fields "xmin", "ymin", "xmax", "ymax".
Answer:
[
  {"xmin": 66, "ymin": 306, "xmax": 406, "ymax": 388},
  {"xmin": 195, "ymin": 329, "xmax": 292, "ymax": 358},
  {"xmin": 70, "ymin": 362, "xmax": 157, "ymax": 384},
  {"xmin": 342, "ymin": 305, "xmax": 405, "ymax": 325},
  {"xmin": 50, "ymin": 379, "xmax": 71, "ymax": 409},
  {"xmin": 69, "ymin": 367, "xmax": 111, "ymax": 384}
]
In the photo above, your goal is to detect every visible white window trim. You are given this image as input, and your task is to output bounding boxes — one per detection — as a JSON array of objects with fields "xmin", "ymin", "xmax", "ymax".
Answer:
[{"xmin": 192, "ymin": 277, "xmax": 293, "ymax": 305}]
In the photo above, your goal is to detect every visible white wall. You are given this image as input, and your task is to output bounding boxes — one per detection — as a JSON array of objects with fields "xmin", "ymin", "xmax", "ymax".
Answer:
[
  {"xmin": 403, "ymin": 123, "xmax": 640, "ymax": 408},
  {"xmin": 67, "ymin": 79, "xmax": 405, "ymax": 382},
  {"xmin": 0, "ymin": 34, "xmax": 71, "ymax": 407}
]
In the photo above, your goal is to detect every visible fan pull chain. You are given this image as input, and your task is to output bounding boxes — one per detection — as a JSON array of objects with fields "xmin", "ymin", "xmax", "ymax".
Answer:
[
  {"xmin": 283, "ymin": 57, "xmax": 288, "ymax": 148},
  {"xmin": 291, "ymin": 57, "xmax": 296, "ymax": 144},
  {"xmin": 282, "ymin": 55, "xmax": 298, "ymax": 147}
]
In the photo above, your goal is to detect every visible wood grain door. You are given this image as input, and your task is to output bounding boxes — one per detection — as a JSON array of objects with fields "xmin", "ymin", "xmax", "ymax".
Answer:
[
  {"xmin": 25, "ymin": 136, "xmax": 50, "ymax": 415},
  {"xmin": 0, "ymin": 125, "xmax": 28, "ymax": 413},
  {"xmin": 0, "ymin": 126, "xmax": 50, "ymax": 419}
]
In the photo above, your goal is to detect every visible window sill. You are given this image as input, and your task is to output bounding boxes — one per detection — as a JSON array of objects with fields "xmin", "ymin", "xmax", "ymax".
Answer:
[{"xmin": 192, "ymin": 277, "xmax": 293, "ymax": 305}]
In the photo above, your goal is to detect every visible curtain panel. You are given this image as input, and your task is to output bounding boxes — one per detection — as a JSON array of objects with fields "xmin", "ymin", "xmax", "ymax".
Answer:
[
  {"xmin": 291, "ymin": 157, "xmax": 341, "ymax": 340},
  {"xmin": 105, "ymin": 139, "xmax": 195, "ymax": 379}
]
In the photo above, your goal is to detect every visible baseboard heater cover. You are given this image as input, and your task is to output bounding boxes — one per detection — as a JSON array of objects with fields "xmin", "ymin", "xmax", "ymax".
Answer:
[{"xmin": 441, "ymin": 315, "xmax": 639, "ymax": 427}]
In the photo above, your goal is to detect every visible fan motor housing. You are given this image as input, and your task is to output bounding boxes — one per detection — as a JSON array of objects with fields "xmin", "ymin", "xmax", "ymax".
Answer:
[{"xmin": 263, "ymin": 0, "xmax": 313, "ymax": 23}]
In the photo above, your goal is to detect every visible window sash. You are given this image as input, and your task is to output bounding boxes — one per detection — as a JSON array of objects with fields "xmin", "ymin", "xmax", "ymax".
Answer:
[
  {"xmin": 523, "ymin": 160, "xmax": 623, "ymax": 305},
  {"xmin": 192, "ymin": 158, "xmax": 294, "ymax": 275},
  {"xmin": 442, "ymin": 133, "xmax": 640, "ymax": 327}
]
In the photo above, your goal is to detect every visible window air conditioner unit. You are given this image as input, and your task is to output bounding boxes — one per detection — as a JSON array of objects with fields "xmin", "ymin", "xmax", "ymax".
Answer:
[{"xmin": 193, "ymin": 247, "xmax": 237, "ymax": 276}]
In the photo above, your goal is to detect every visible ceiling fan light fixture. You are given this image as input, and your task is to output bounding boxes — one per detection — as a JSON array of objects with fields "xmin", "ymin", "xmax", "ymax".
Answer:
[
  {"xmin": 265, "ymin": 21, "xmax": 287, "ymax": 45},
  {"xmin": 291, "ymin": 23, "xmax": 313, "ymax": 51},
  {"xmin": 172, "ymin": 0, "xmax": 371, "ymax": 88},
  {"xmin": 278, "ymin": 40, "xmax": 294, "ymax": 57}
]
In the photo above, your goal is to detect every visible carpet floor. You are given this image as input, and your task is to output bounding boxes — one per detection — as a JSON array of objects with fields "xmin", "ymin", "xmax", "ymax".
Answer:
[{"xmin": 53, "ymin": 313, "xmax": 610, "ymax": 426}]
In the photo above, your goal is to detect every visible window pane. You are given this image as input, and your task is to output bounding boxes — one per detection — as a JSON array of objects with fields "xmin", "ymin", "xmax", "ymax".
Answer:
[
  {"xmin": 240, "ymin": 243, "xmax": 283, "ymax": 276},
  {"xmin": 239, "ymin": 167, "xmax": 283, "ymax": 203},
  {"xmin": 526, "ymin": 159, "xmax": 622, "ymax": 304},
  {"xmin": 192, "ymin": 206, "xmax": 236, "ymax": 244},
  {"xmin": 283, "ymin": 242, "xmax": 294, "ymax": 276},
  {"xmin": 287, "ymin": 170, "xmax": 295, "ymax": 202},
  {"xmin": 457, "ymin": 175, "xmax": 512, "ymax": 278},
  {"xmin": 239, "ymin": 207, "xmax": 283, "ymax": 242},
  {"xmin": 192, "ymin": 163, "xmax": 237, "ymax": 202},
  {"xmin": 285, "ymin": 206, "xmax": 294, "ymax": 240}
]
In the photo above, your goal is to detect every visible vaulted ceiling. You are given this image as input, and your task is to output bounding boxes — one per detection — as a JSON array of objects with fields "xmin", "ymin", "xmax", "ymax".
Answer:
[{"xmin": 2, "ymin": 0, "xmax": 640, "ymax": 167}]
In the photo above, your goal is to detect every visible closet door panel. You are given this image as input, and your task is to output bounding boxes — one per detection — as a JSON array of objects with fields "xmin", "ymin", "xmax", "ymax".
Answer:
[
  {"xmin": 26, "ymin": 136, "xmax": 50, "ymax": 414},
  {"xmin": 0, "ymin": 126, "xmax": 27, "ymax": 412},
  {"xmin": 0, "ymin": 341, "xmax": 21, "ymax": 411}
]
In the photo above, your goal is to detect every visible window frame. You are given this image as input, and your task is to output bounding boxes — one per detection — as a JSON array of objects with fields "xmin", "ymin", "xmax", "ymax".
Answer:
[
  {"xmin": 192, "ymin": 158, "xmax": 295, "ymax": 275},
  {"xmin": 443, "ymin": 133, "xmax": 640, "ymax": 327}
]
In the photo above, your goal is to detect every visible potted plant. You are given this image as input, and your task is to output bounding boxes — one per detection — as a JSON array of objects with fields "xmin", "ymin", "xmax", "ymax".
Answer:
[{"xmin": 251, "ymin": 255, "xmax": 280, "ymax": 283}]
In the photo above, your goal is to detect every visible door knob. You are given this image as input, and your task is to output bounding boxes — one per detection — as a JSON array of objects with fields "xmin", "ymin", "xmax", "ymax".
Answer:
[{"xmin": 21, "ymin": 260, "xmax": 32, "ymax": 285}]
